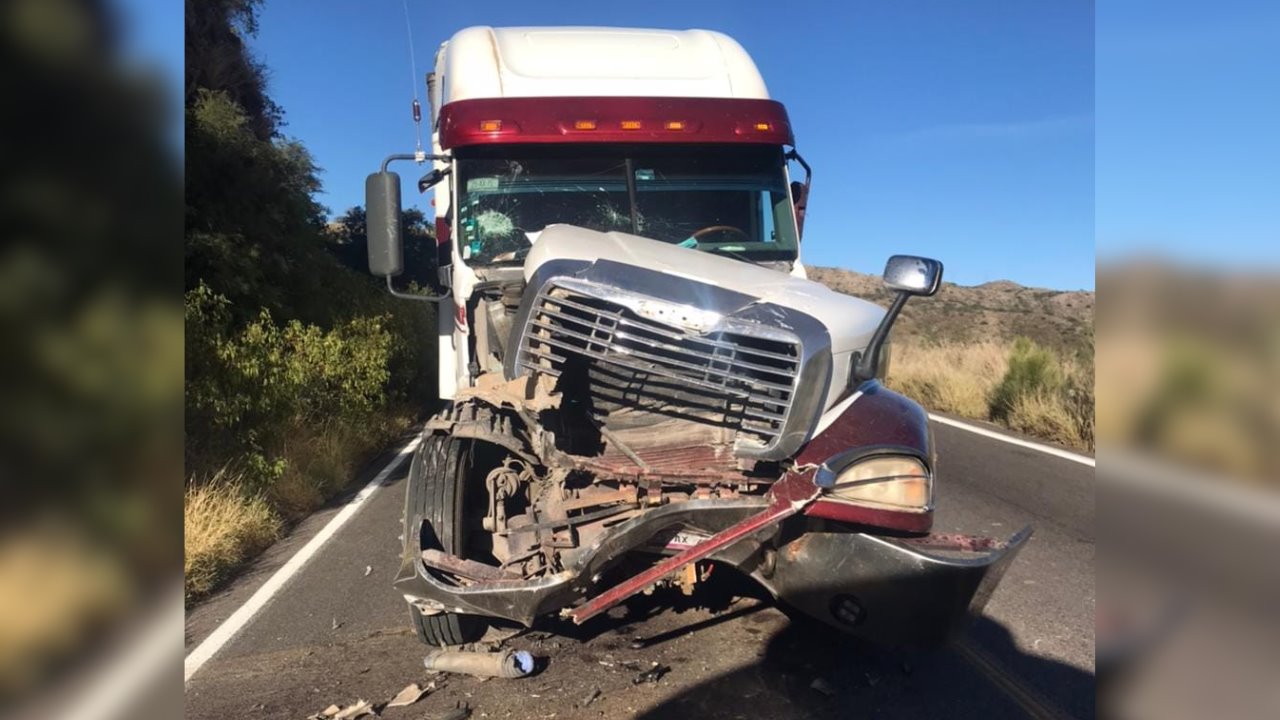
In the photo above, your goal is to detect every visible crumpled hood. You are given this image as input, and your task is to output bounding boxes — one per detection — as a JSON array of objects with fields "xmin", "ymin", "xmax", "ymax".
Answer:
[{"xmin": 523, "ymin": 224, "xmax": 885, "ymax": 354}]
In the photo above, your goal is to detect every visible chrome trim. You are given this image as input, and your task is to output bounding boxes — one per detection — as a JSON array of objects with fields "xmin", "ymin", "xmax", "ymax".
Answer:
[{"xmin": 505, "ymin": 259, "xmax": 832, "ymax": 460}]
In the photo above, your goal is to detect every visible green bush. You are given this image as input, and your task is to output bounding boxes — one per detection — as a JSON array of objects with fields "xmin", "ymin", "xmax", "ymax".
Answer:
[
  {"xmin": 185, "ymin": 284, "xmax": 411, "ymax": 489},
  {"xmin": 990, "ymin": 337, "xmax": 1063, "ymax": 420}
]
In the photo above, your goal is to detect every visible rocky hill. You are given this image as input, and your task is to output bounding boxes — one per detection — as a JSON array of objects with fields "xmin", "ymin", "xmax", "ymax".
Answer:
[{"xmin": 808, "ymin": 266, "xmax": 1094, "ymax": 353}]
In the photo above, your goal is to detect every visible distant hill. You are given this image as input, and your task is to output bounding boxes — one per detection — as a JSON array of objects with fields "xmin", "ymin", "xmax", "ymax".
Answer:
[{"xmin": 808, "ymin": 266, "xmax": 1094, "ymax": 353}]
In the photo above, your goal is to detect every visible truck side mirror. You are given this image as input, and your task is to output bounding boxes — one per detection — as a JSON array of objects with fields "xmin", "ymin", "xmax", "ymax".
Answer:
[
  {"xmin": 852, "ymin": 254, "xmax": 944, "ymax": 383},
  {"xmin": 366, "ymin": 171, "xmax": 403, "ymax": 277},
  {"xmin": 883, "ymin": 255, "xmax": 943, "ymax": 297}
]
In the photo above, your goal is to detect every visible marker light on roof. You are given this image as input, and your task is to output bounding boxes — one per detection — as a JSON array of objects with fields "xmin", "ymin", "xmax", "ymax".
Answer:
[
  {"xmin": 664, "ymin": 121, "xmax": 686, "ymax": 131},
  {"xmin": 573, "ymin": 120, "xmax": 597, "ymax": 130},
  {"xmin": 620, "ymin": 120, "xmax": 642, "ymax": 130},
  {"xmin": 754, "ymin": 122, "xmax": 772, "ymax": 131},
  {"xmin": 478, "ymin": 120, "xmax": 502, "ymax": 132}
]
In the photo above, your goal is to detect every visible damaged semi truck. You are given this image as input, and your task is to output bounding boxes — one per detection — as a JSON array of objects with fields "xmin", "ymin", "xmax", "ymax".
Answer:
[{"xmin": 365, "ymin": 26, "xmax": 1030, "ymax": 647}]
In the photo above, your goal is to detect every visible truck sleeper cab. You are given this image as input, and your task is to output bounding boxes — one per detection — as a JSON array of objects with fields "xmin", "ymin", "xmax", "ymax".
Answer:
[{"xmin": 363, "ymin": 26, "xmax": 1028, "ymax": 648}]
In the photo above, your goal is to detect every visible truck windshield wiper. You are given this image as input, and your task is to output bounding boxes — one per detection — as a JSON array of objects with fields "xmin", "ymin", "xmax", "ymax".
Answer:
[{"xmin": 706, "ymin": 245, "xmax": 765, "ymax": 267}]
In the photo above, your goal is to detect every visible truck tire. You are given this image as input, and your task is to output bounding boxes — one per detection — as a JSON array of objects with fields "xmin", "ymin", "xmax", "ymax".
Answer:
[{"xmin": 406, "ymin": 433, "xmax": 488, "ymax": 646}]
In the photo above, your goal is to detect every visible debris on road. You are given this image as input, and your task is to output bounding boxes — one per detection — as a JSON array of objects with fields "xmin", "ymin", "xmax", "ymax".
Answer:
[
  {"xmin": 333, "ymin": 700, "xmax": 375, "ymax": 719},
  {"xmin": 581, "ymin": 687, "xmax": 601, "ymax": 707},
  {"xmin": 809, "ymin": 677, "xmax": 835, "ymax": 696},
  {"xmin": 331, "ymin": 617, "xmax": 341, "ymax": 631},
  {"xmin": 437, "ymin": 701, "xmax": 472, "ymax": 720},
  {"xmin": 305, "ymin": 699, "xmax": 375, "ymax": 720},
  {"xmin": 363, "ymin": 565, "xmax": 372, "ymax": 577},
  {"xmin": 423, "ymin": 648, "xmax": 535, "ymax": 678},
  {"xmin": 387, "ymin": 681, "xmax": 436, "ymax": 708},
  {"xmin": 631, "ymin": 662, "xmax": 670, "ymax": 685}
]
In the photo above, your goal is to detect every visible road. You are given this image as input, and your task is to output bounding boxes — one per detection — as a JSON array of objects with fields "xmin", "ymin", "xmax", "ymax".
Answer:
[{"xmin": 185, "ymin": 417, "xmax": 1095, "ymax": 719}]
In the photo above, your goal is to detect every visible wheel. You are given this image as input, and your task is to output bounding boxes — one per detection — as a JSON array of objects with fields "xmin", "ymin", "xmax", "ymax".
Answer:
[{"xmin": 405, "ymin": 433, "xmax": 489, "ymax": 646}]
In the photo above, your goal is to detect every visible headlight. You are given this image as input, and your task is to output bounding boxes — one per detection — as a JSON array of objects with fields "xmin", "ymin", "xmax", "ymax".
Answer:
[{"xmin": 815, "ymin": 455, "xmax": 931, "ymax": 511}]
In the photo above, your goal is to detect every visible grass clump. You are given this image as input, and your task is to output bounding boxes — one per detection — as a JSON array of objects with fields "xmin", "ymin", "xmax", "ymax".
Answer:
[{"xmin": 184, "ymin": 478, "xmax": 281, "ymax": 600}]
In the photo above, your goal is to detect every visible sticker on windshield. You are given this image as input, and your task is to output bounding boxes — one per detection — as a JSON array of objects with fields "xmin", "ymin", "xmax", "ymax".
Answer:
[
  {"xmin": 467, "ymin": 177, "xmax": 500, "ymax": 192},
  {"xmin": 634, "ymin": 168, "xmax": 655, "ymax": 181}
]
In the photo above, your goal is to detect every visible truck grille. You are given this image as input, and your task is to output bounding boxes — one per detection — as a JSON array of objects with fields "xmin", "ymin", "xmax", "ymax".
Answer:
[{"xmin": 517, "ymin": 285, "xmax": 801, "ymax": 448}]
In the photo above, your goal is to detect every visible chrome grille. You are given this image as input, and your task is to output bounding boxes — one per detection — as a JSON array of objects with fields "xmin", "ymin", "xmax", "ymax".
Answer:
[{"xmin": 517, "ymin": 285, "xmax": 801, "ymax": 447}]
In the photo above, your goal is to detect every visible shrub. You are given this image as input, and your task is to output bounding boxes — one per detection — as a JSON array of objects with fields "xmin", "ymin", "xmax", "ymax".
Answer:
[
  {"xmin": 990, "ymin": 337, "xmax": 1063, "ymax": 421},
  {"xmin": 185, "ymin": 283, "xmax": 398, "ymax": 488}
]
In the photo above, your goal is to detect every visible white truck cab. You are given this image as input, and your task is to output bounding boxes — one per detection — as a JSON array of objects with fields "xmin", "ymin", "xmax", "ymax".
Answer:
[{"xmin": 423, "ymin": 26, "xmax": 812, "ymax": 398}]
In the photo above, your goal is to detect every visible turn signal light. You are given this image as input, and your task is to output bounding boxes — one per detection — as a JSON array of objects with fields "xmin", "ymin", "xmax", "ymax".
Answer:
[
  {"xmin": 573, "ymin": 119, "xmax": 598, "ymax": 130},
  {"xmin": 478, "ymin": 119, "xmax": 502, "ymax": 132}
]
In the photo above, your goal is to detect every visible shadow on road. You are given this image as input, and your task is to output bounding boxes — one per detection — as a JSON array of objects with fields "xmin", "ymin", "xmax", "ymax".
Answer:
[
  {"xmin": 513, "ymin": 561, "xmax": 1094, "ymax": 718},
  {"xmin": 631, "ymin": 609, "xmax": 1095, "ymax": 720}
]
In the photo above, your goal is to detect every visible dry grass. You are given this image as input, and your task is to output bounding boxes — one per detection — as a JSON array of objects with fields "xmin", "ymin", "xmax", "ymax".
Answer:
[
  {"xmin": 184, "ymin": 412, "xmax": 411, "ymax": 602},
  {"xmin": 1004, "ymin": 391, "xmax": 1087, "ymax": 449},
  {"xmin": 184, "ymin": 477, "xmax": 281, "ymax": 601},
  {"xmin": 888, "ymin": 339, "xmax": 1094, "ymax": 452},
  {"xmin": 887, "ymin": 340, "xmax": 1009, "ymax": 419}
]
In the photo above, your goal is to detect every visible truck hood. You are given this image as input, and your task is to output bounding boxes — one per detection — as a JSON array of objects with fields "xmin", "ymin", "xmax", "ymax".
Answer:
[{"xmin": 523, "ymin": 224, "xmax": 885, "ymax": 355}]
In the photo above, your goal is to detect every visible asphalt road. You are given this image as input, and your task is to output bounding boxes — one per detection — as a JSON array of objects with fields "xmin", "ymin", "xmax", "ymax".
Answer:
[{"xmin": 185, "ymin": 417, "xmax": 1095, "ymax": 719}]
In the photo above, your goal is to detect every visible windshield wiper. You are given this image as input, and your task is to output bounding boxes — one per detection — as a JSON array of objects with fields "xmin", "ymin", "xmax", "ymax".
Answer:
[{"xmin": 706, "ymin": 245, "xmax": 765, "ymax": 267}]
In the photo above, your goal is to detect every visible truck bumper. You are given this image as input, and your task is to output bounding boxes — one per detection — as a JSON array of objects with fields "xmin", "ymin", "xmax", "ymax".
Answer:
[{"xmin": 756, "ymin": 525, "xmax": 1033, "ymax": 646}]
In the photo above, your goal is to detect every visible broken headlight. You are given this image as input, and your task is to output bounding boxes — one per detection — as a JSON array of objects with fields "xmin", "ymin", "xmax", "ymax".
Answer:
[{"xmin": 814, "ymin": 455, "xmax": 931, "ymax": 511}]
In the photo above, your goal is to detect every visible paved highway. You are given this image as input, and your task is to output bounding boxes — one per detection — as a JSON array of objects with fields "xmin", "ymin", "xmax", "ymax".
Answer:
[{"xmin": 185, "ymin": 416, "xmax": 1095, "ymax": 719}]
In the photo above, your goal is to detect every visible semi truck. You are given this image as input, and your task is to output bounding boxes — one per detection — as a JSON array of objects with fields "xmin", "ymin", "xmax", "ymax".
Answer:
[{"xmin": 364, "ymin": 26, "xmax": 1029, "ymax": 647}]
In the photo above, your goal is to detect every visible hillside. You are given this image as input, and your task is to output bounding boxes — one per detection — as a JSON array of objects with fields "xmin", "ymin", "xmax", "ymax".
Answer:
[{"xmin": 807, "ymin": 266, "xmax": 1094, "ymax": 353}]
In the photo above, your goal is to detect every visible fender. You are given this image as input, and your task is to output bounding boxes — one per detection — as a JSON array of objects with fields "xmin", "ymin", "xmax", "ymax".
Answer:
[{"xmin": 794, "ymin": 380, "xmax": 935, "ymax": 533}]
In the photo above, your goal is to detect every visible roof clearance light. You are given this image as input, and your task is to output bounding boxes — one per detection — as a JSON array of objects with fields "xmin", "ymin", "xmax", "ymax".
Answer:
[
  {"xmin": 620, "ymin": 120, "xmax": 643, "ymax": 130},
  {"xmin": 665, "ymin": 120, "xmax": 686, "ymax": 131},
  {"xmin": 479, "ymin": 120, "xmax": 502, "ymax": 132},
  {"xmin": 754, "ymin": 122, "xmax": 772, "ymax": 131},
  {"xmin": 574, "ymin": 119, "xmax": 598, "ymax": 130}
]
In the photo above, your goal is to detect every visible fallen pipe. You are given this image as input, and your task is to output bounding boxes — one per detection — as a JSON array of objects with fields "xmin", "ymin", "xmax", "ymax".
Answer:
[{"xmin": 423, "ymin": 648, "xmax": 535, "ymax": 678}]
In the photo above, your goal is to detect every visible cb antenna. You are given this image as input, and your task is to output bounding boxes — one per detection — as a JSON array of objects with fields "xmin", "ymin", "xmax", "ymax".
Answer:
[{"xmin": 401, "ymin": 0, "xmax": 425, "ymax": 162}]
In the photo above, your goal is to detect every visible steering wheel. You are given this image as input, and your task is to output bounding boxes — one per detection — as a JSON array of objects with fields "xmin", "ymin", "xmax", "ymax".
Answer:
[{"xmin": 690, "ymin": 224, "xmax": 751, "ymax": 242}]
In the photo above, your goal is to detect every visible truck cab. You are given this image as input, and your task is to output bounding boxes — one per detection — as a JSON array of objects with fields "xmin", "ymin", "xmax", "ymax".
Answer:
[
  {"xmin": 364, "ymin": 26, "xmax": 1027, "ymax": 650},
  {"xmin": 425, "ymin": 27, "xmax": 809, "ymax": 399}
]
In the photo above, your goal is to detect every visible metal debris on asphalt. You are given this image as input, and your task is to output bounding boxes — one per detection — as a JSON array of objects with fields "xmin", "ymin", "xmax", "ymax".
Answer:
[
  {"xmin": 582, "ymin": 687, "xmax": 601, "ymax": 706},
  {"xmin": 632, "ymin": 662, "xmax": 670, "ymax": 684}
]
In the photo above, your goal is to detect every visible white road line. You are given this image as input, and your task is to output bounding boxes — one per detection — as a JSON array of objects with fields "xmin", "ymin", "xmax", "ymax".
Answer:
[
  {"xmin": 184, "ymin": 435, "xmax": 422, "ymax": 683},
  {"xmin": 928, "ymin": 413, "xmax": 1095, "ymax": 468}
]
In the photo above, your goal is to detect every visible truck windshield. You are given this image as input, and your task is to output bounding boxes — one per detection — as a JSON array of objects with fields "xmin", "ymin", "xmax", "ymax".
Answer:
[{"xmin": 455, "ymin": 145, "xmax": 797, "ymax": 266}]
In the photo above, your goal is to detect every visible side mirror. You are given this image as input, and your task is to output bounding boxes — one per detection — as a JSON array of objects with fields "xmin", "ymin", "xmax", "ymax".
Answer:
[
  {"xmin": 883, "ymin": 255, "xmax": 943, "ymax": 296},
  {"xmin": 365, "ymin": 171, "xmax": 403, "ymax": 277},
  {"xmin": 852, "ymin": 254, "xmax": 944, "ymax": 383}
]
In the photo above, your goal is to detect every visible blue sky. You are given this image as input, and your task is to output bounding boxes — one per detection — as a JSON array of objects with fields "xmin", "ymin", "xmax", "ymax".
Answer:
[
  {"xmin": 239, "ymin": 1, "xmax": 1094, "ymax": 290},
  {"xmin": 1097, "ymin": 1, "xmax": 1280, "ymax": 269}
]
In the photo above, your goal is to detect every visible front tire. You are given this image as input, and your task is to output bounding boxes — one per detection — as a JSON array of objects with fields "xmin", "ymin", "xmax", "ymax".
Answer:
[{"xmin": 405, "ymin": 433, "xmax": 488, "ymax": 646}]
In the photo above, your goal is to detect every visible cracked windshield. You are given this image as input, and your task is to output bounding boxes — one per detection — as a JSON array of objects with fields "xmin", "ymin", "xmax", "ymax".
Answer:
[{"xmin": 456, "ymin": 146, "xmax": 797, "ymax": 265}]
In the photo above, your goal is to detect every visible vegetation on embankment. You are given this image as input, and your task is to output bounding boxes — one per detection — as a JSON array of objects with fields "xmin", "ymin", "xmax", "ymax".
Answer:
[
  {"xmin": 887, "ymin": 336, "xmax": 1095, "ymax": 452},
  {"xmin": 184, "ymin": 1, "xmax": 436, "ymax": 602},
  {"xmin": 810, "ymin": 266, "xmax": 1095, "ymax": 451}
]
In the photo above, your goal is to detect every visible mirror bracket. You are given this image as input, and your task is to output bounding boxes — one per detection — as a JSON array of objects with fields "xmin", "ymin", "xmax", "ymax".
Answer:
[
  {"xmin": 852, "ymin": 255, "xmax": 944, "ymax": 383},
  {"xmin": 385, "ymin": 274, "xmax": 449, "ymax": 303}
]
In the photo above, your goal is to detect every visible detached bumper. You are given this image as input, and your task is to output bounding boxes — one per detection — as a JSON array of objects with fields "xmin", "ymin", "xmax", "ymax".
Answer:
[{"xmin": 756, "ymin": 526, "xmax": 1032, "ymax": 647}]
